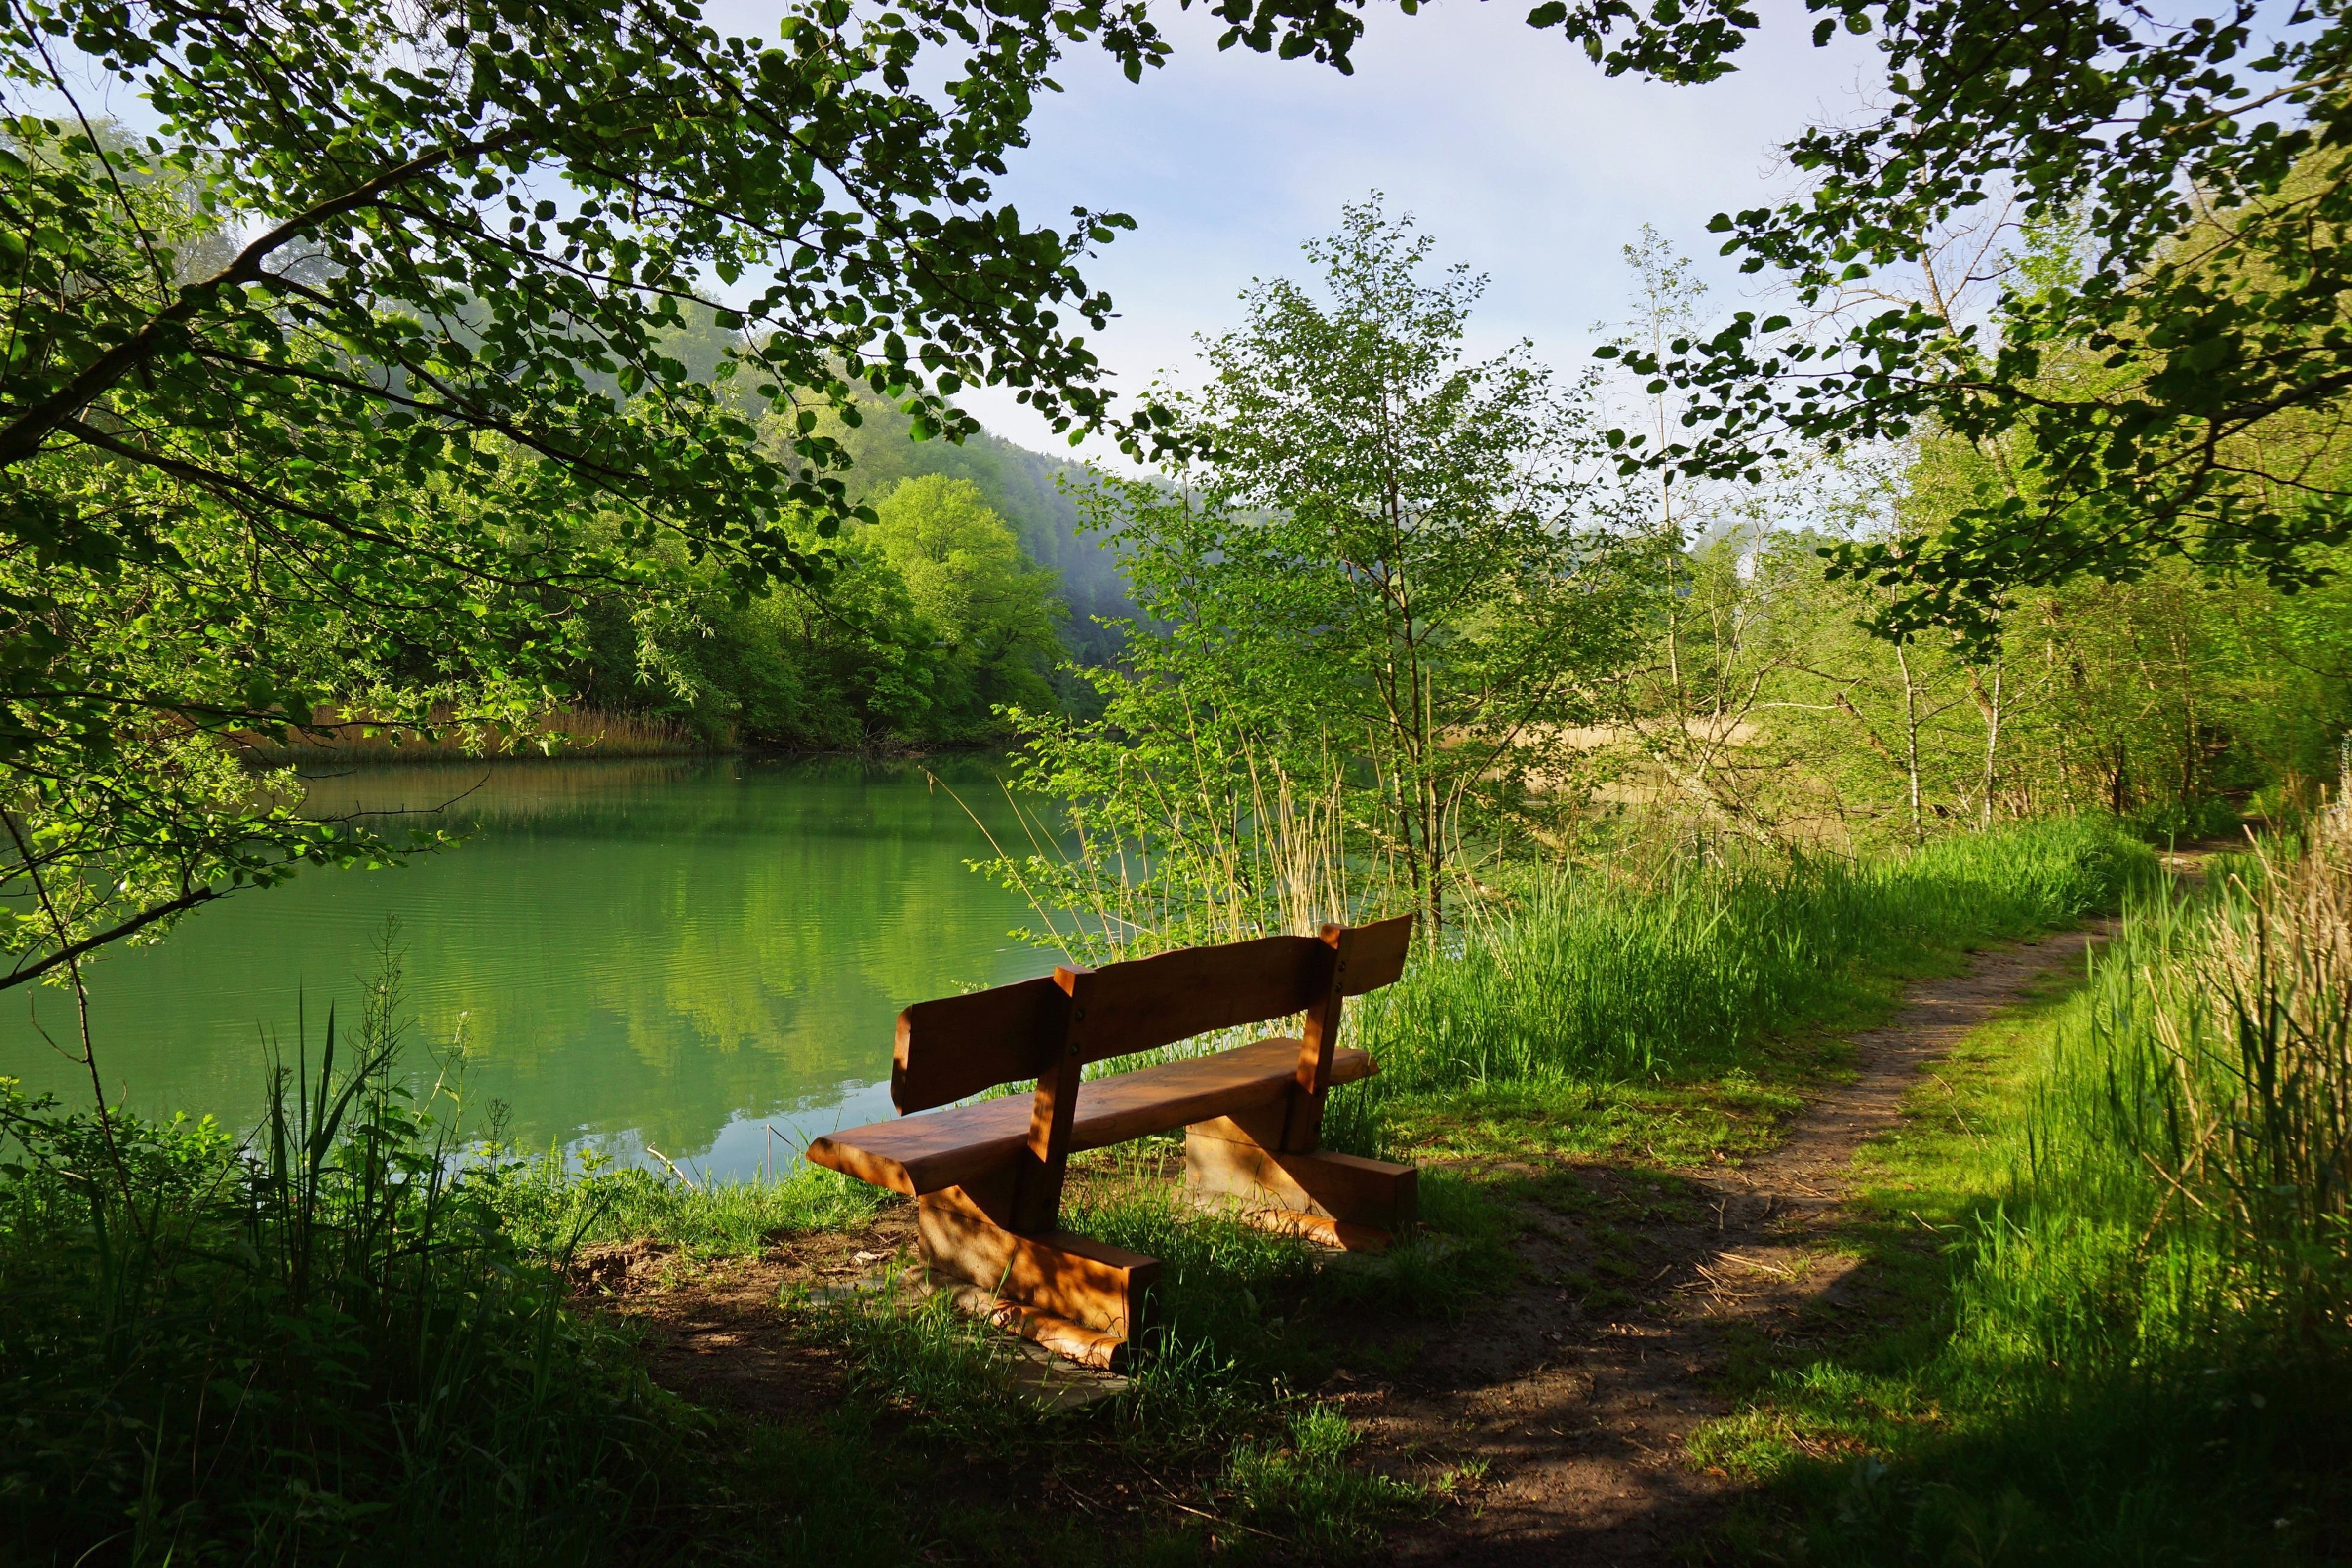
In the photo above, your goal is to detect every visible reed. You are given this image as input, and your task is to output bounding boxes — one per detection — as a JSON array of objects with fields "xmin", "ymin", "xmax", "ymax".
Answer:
[
  {"xmin": 0, "ymin": 964, "xmax": 687, "ymax": 1566},
  {"xmin": 1964, "ymin": 797, "xmax": 2352, "ymax": 1382},
  {"xmin": 2127, "ymin": 801, "xmax": 2352, "ymax": 1330},
  {"xmin": 972, "ymin": 739, "xmax": 1408, "ymax": 963}
]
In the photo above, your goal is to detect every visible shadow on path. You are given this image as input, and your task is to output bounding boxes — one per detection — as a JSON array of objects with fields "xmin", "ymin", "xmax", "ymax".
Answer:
[{"xmin": 1371, "ymin": 925, "xmax": 2109, "ymax": 1566}]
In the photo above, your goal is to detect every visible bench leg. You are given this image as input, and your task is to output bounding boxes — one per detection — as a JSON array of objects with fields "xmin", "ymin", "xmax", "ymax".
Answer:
[
  {"xmin": 916, "ymin": 1183, "xmax": 1159, "ymax": 1371},
  {"xmin": 1183, "ymin": 1119, "xmax": 1419, "ymax": 1253}
]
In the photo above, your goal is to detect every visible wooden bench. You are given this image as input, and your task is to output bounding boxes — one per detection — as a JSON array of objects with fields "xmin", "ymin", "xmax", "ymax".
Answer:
[{"xmin": 807, "ymin": 916, "xmax": 1419, "ymax": 1370}]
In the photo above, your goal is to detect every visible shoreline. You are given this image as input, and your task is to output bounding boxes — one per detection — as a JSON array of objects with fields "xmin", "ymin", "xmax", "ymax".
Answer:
[
  {"xmin": 234, "ymin": 701, "xmax": 1025, "ymax": 769},
  {"xmin": 247, "ymin": 734, "xmax": 1014, "ymax": 770}
]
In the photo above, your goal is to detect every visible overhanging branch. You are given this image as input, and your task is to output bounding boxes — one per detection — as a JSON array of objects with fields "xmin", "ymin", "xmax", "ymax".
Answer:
[{"xmin": 0, "ymin": 885, "xmax": 221, "ymax": 992}]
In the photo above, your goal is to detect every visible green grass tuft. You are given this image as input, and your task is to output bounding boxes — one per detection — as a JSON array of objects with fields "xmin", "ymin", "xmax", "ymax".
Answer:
[
  {"xmin": 1219, "ymin": 1402, "xmax": 1424, "ymax": 1555},
  {"xmin": 489, "ymin": 1148, "xmax": 884, "ymax": 1258}
]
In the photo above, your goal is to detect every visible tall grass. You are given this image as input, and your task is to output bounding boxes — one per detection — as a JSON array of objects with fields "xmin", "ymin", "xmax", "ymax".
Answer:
[
  {"xmin": 0, "ymin": 978, "xmax": 685, "ymax": 1566},
  {"xmin": 1969, "ymin": 812, "xmax": 2351, "ymax": 1376},
  {"xmin": 1347, "ymin": 816, "xmax": 2153, "ymax": 1098}
]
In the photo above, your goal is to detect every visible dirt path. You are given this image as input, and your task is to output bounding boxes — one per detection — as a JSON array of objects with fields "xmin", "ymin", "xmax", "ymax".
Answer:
[
  {"xmin": 1367, "ymin": 927, "xmax": 2107, "ymax": 1566},
  {"xmin": 576, "ymin": 925, "xmax": 2109, "ymax": 1562}
]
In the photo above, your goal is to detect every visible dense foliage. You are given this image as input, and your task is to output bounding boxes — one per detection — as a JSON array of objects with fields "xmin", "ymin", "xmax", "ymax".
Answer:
[
  {"xmin": 793, "ymin": 380, "xmax": 1138, "ymax": 665},
  {"xmin": 1586, "ymin": 232, "xmax": 2352, "ymax": 851},
  {"xmin": 1563, "ymin": 0, "xmax": 2352, "ymax": 634},
  {"xmin": 573, "ymin": 472, "xmax": 1072, "ymax": 748},
  {"xmin": 0, "ymin": 0, "xmax": 1176, "ymax": 986},
  {"xmin": 1593, "ymin": 519, "xmax": 2352, "ymax": 849}
]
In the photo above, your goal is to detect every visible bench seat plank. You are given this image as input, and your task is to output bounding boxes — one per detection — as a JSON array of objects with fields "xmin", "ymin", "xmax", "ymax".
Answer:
[{"xmin": 809, "ymin": 1037, "xmax": 1376, "ymax": 1198}]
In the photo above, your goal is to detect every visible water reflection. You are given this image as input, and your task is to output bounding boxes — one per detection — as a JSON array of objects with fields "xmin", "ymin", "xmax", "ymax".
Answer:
[{"xmin": 0, "ymin": 756, "xmax": 1052, "ymax": 1177}]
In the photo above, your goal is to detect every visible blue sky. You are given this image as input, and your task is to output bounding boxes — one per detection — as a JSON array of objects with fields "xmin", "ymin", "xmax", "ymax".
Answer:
[{"xmin": 785, "ymin": 1, "xmax": 1887, "ymax": 461}]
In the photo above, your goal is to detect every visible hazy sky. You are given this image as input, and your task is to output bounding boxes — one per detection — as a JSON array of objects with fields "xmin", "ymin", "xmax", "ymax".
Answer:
[{"xmin": 856, "ymin": 1, "xmax": 1888, "ymax": 459}]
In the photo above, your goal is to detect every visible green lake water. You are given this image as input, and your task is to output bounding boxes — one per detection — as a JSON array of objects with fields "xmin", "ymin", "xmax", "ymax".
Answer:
[{"xmin": 0, "ymin": 756, "xmax": 1054, "ymax": 1179}]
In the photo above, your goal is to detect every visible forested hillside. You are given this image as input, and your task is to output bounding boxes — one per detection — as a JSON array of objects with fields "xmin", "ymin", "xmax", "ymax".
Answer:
[
  {"xmin": 652, "ymin": 303, "xmax": 1132, "ymax": 641},
  {"xmin": 563, "ymin": 322, "xmax": 1137, "ymax": 749},
  {"xmin": 812, "ymin": 390, "xmax": 1135, "ymax": 663}
]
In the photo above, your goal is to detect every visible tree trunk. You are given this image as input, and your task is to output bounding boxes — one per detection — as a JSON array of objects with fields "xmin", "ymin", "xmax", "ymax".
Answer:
[
  {"xmin": 1969, "ymin": 661, "xmax": 2005, "ymax": 829},
  {"xmin": 1417, "ymin": 663, "xmax": 1444, "ymax": 943},
  {"xmin": 1896, "ymin": 639, "xmax": 1924, "ymax": 845}
]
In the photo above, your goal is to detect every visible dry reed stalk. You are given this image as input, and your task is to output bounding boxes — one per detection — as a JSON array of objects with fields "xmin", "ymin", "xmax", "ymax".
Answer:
[
  {"xmin": 959, "ymin": 739, "xmax": 1409, "ymax": 971},
  {"xmin": 240, "ymin": 704, "xmax": 714, "ymax": 763},
  {"xmin": 2144, "ymin": 769, "xmax": 2352, "ymax": 1325}
]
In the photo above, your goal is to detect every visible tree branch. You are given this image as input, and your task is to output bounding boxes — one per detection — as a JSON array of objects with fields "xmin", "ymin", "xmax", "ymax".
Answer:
[
  {"xmin": 0, "ymin": 884, "xmax": 221, "ymax": 992},
  {"xmin": 0, "ymin": 126, "xmax": 531, "ymax": 469}
]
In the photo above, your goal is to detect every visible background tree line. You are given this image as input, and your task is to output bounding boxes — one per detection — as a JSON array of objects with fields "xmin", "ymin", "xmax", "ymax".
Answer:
[
  {"xmin": 1602, "ymin": 514, "xmax": 2352, "ymax": 853},
  {"xmin": 1589, "ymin": 222, "xmax": 2352, "ymax": 856}
]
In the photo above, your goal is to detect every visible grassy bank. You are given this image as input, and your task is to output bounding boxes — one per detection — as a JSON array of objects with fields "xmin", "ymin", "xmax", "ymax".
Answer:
[
  {"xmin": 1327, "ymin": 816, "xmax": 2153, "ymax": 1159},
  {"xmin": 1697, "ymin": 827, "xmax": 2352, "ymax": 1563},
  {"xmin": 0, "ymin": 818, "xmax": 2150, "ymax": 1564}
]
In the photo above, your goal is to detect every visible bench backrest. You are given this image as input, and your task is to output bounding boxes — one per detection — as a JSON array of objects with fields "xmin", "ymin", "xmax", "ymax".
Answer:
[{"xmin": 892, "ymin": 916, "xmax": 1415, "ymax": 1115}]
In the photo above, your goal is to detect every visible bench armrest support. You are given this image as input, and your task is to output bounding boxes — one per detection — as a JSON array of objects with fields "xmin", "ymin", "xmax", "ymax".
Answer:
[{"xmin": 1012, "ymin": 963, "xmax": 1093, "ymax": 1232}]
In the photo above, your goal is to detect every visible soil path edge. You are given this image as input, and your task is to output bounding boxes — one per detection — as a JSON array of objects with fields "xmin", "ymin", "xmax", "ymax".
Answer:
[{"xmin": 1374, "ymin": 925, "xmax": 2106, "ymax": 1566}]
